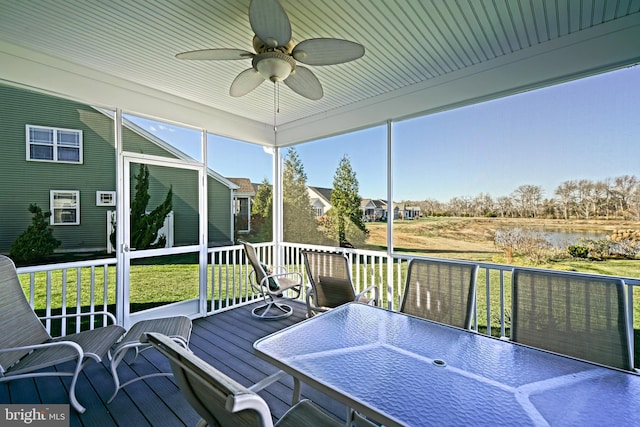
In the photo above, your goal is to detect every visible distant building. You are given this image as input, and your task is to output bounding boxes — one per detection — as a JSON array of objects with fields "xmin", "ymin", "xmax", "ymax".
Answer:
[
  {"xmin": 361, "ymin": 199, "xmax": 388, "ymax": 221},
  {"xmin": 394, "ymin": 203, "xmax": 421, "ymax": 220},
  {"xmin": 307, "ymin": 186, "xmax": 333, "ymax": 217},
  {"xmin": 227, "ymin": 178, "xmax": 255, "ymax": 234}
]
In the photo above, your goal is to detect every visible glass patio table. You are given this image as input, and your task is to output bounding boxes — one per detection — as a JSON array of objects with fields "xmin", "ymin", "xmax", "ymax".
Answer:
[{"xmin": 254, "ymin": 303, "xmax": 640, "ymax": 427}]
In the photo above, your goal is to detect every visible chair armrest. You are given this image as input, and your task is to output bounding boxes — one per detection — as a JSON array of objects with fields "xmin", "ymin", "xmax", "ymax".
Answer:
[
  {"xmin": 259, "ymin": 271, "xmax": 303, "ymax": 291},
  {"xmin": 305, "ymin": 285, "xmax": 313, "ymax": 304},
  {"xmin": 355, "ymin": 284, "xmax": 379, "ymax": 306},
  {"xmin": 38, "ymin": 310, "xmax": 118, "ymax": 325},
  {"xmin": 0, "ymin": 340, "xmax": 84, "ymax": 360},
  {"xmin": 247, "ymin": 370, "xmax": 289, "ymax": 392}
]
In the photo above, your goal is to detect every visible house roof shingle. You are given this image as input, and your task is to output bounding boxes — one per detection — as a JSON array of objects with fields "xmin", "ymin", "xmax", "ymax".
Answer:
[{"xmin": 227, "ymin": 177, "xmax": 255, "ymax": 195}]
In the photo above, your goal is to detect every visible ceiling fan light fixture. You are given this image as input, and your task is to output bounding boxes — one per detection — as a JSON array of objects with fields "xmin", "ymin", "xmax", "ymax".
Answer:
[{"xmin": 253, "ymin": 51, "xmax": 296, "ymax": 82}]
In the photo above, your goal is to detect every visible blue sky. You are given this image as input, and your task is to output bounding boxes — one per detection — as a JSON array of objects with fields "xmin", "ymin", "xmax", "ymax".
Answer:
[{"xmin": 129, "ymin": 64, "xmax": 639, "ymax": 202}]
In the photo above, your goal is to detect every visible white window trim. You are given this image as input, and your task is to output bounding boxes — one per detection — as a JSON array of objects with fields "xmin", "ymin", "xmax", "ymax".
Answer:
[
  {"xmin": 26, "ymin": 124, "xmax": 83, "ymax": 164},
  {"xmin": 96, "ymin": 191, "xmax": 116, "ymax": 206},
  {"xmin": 50, "ymin": 190, "xmax": 80, "ymax": 225}
]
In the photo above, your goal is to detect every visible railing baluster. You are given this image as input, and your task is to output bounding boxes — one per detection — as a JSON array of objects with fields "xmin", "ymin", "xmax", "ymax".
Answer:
[
  {"xmin": 46, "ymin": 271, "xmax": 52, "ymax": 332},
  {"xmin": 485, "ymin": 268, "xmax": 491, "ymax": 337},
  {"xmin": 499, "ymin": 269, "xmax": 506, "ymax": 338},
  {"xmin": 103, "ymin": 264, "xmax": 109, "ymax": 327}
]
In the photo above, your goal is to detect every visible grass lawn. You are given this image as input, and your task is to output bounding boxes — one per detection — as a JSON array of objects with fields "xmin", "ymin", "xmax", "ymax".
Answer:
[{"xmin": 18, "ymin": 216, "xmax": 640, "ymax": 363}]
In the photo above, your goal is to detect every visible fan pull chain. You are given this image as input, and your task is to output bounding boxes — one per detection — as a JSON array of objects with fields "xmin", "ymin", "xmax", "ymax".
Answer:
[
  {"xmin": 272, "ymin": 82, "xmax": 278, "ymax": 133},
  {"xmin": 273, "ymin": 82, "xmax": 280, "ymax": 146}
]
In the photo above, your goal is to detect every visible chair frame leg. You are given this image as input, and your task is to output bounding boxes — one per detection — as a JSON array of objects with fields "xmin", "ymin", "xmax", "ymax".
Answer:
[
  {"xmin": 108, "ymin": 336, "xmax": 190, "ymax": 403},
  {"xmin": 251, "ymin": 301, "xmax": 293, "ymax": 320}
]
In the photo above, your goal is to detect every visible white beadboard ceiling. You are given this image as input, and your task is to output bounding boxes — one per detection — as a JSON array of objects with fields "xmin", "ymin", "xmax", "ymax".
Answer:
[{"xmin": 1, "ymin": 0, "xmax": 639, "ymax": 146}]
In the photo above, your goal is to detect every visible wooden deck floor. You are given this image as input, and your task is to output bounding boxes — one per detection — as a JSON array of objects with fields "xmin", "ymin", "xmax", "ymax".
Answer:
[{"xmin": 0, "ymin": 301, "xmax": 347, "ymax": 426}]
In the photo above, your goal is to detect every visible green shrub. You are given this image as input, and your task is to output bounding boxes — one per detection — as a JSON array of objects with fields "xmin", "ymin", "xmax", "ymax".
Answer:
[
  {"xmin": 568, "ymin": 245, "xmax": 589, "ymax": 259},
  {"xmin": 10, "ymin": 204, "xmax": 61, "ymax": 263},
  {"xmin": 576, "ymin": 238, "xmax": 611, "ymax": 260}
]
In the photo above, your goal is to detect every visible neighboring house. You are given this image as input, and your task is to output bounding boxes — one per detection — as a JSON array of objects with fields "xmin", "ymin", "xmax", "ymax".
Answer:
[
  {"xmin": 361, "ymin": 199, "xmax": 388, "ymax": 222},
  {"xmin": 0, "ymin": 83, "xmax": 236, "ymax": 254},
  {"xmin": 394, "ymin": 203, "xmax": 421, "ymax": 220},
  {"xmin": 307, "ymin": 186, "xmax": 333, "ymax": 217},
  {"xmin": 227, "ymin": 177, "xmax": 255, "ymax": 234}
]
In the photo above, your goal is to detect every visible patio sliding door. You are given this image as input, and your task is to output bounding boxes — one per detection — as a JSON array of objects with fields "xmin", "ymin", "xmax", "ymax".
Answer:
[{"xmin": 121, "ymin": 154, "xmax": 206, "ymax": 327}]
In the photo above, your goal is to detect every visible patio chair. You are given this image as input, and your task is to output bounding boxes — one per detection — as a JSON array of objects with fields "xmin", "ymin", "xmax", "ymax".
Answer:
[
  {"xmin": 144, "ymin": 332, "xmax": 345, "ymax": 427},
  {"xmin": 240, "ymin": 240, "xmax": 302, "ymax": 320},
  {"xmin": 0, "ymin": 255, "xmax": 125, "ymax": 413},
  {"xmin": 400, "ymin": 258, "xmax": 478, "ymax": 329},
  {"xmin": 107, "ymin": 315, "xmax": 192, "ymax": 403},
  {"xmin": 302, "ymin": 251, "xmax": 379, "ymax": 317},
  {"xmin": 511, "ymin": 268, "xmax": 633, "ymax": 370}
]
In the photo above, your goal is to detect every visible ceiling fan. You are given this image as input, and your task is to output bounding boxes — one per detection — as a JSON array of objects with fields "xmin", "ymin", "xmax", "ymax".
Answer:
[{"xmin": 175, "ymin": 0, "xmax": 365, "ymax": 100}]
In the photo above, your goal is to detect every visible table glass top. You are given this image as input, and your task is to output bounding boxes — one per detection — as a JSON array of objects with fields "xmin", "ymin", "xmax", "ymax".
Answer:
[{"xmin": 254, "ymin": 303, "xmax": 640, "ymax": 426}]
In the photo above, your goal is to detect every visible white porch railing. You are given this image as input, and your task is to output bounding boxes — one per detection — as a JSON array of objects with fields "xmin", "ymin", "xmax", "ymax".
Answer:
[
  {"xmin": 16, "ymin": 243, "xmax": 640, "ymax": 354},
  {"xmin": 17, "ymin": 258, "xmax": 117, "ymax": 337}
]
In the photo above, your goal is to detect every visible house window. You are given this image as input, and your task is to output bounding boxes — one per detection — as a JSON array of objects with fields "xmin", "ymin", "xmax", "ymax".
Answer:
[
  {"xmin": 51, "ymin": 190, "xmax": 80, "ymax": 225},
  {"xmin": 96, "ymin": 191, "xmax": 116, "ymax": 206},
  {"xmin": 26, "ymin": 125, "xmax": 82, "ymax": 163},
  {"xmin": 313, "ymin": 207, "xmax": 323, "ymax": 217},
  {"xmin": 234, "ymin": 197, "xmax": 250, "ymax": 233}
]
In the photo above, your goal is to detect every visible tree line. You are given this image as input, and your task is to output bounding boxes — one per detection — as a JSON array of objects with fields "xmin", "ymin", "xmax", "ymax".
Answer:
[
  {"xmin": 248, "ymin": 147, "xmax": 368, "ymax": 247},
  {"xmin": 409, "ymin": 175, "xmax": 640, "ymax": 220}
]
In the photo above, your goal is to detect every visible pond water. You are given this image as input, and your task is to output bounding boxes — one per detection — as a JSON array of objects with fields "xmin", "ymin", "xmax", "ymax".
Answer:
[{"xmin": 538, "ymin": 230, "xmax": 608, "ymax": 248}]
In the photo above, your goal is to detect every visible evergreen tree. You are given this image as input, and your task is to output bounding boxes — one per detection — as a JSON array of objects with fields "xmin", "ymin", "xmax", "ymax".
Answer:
[
  {"xmin": 130, "ymin": 163, "xmax": 173, "ymax": 250},
  {"xmin": 329, "ymin": 155, "xmax": 368, "ymax": 247},
  {"xmin": 249, "ymin": 179, "xmax": 273, "ymax": 241},
  {"xmin": 110, "ymin": 163, "xmax": 173, "ymax": 250},
  {"xmin": 10, "ymin": 204, "xmax": 61, "ymax": 263},
  {"xmin": 282, "ymin": 147, "xmax": 322, "ymax": 243}
]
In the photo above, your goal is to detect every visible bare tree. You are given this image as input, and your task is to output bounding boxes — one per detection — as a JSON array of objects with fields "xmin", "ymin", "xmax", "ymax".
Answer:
[
  {"xmin": 629, "ymin": 185, "xmax": 640, "ymax": 221},
  {"xmin": 472, "ymin": 192, "xmax": 494, "ymax": 216},
  {"xmin": 555, "ymin": 180, "xmax": 577, "ymax": 219},
  {"xmin": 512, "ymin": 185, "xmax": 544, "ymax": 218},
  {"xmin": 611, "ymin": 175, "xmax": 639, "ymax": 218},
  {"xmin": 576, "ymin": 179, "xmax": 596, "ymax": 220},
  {"xmin": 420, "ymin": 198, "xmax": 445, "ymax": 216},
  {"xmin": 414, "ymin": 174, "xmax": 639, "ymax": 220},
  {"xmin": 592, "ymin": 180, "xmax": 609, "ymax": 218}
]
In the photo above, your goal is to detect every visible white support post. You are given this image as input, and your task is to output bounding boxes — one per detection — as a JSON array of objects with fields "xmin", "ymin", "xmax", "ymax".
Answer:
[
  {"xmin": 273, "ymin": 146, "xmax": 284, "ymax": 267},
  {"xmin": 386, "ymin": 120, "xmax": 394, "ymax": 310},
  {"xmin": 199, "ymin": 129, "xmax": 208, "ymax": 317},
  {"xmin": 114, "ymin": 108, "xmax": 126, "ymax": 325}
]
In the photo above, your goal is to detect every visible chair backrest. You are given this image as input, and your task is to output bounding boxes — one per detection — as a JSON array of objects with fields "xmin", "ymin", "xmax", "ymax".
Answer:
[
  {"xmin": 302, "ymin": 251, "xmax": 356, "ymax": 308},
  {"xmin": 240, "ymin": 240, "xmax": 269, "ymax": 287},
  {"xmin": 400, "ymin": 258, "xmax": 478, "ymax": 329},
  {"xmin": 145, "ymin": 332, "xmax": 273, "ymax": 427},
  {"xmin": 511, "ymin": 268, "xmax": 633, "ymax": 370},
  {"xmin": 0, "ymin": 255, "xmax": 51, "ymax": 372}
]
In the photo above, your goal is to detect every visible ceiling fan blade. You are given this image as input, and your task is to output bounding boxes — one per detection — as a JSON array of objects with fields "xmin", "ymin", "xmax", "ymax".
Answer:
[
  {"xmin": 230, "ymin": 68, "xmax": 265, "ymax": 97},
  {"xmin": 176, "ymin": 48, "xmax": 254, "ymax": 60},
  {"xmin": 249, "ymin": 0, "xmax": 291, "ymax": 48},
  {"xmin": 284, "ymin": 66, "xmax": 323, "ymax": 100},
  {"xmin": 292, "ymin": 38, "xmax": 365, "ymax": 66}
]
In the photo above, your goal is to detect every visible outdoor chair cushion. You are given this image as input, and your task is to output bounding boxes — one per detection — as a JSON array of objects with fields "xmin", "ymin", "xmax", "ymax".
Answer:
[
  {"xmin": 261, "ymin": 263, "xmax": 280, "ymax": 291},
  {"xmin": 316, "ymin": 276, "xmax": 356, "ymax": 308}
]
